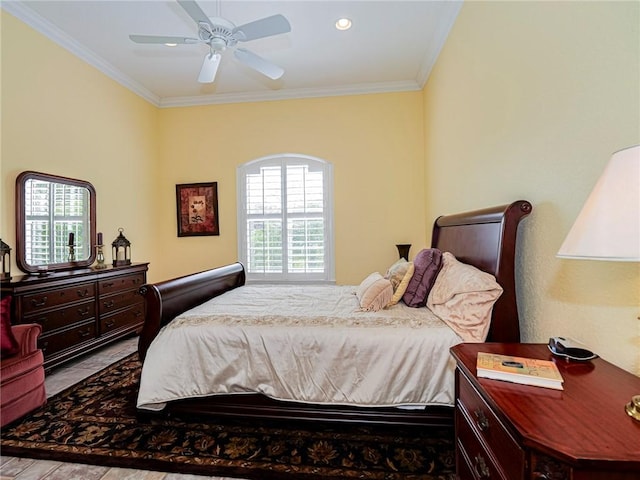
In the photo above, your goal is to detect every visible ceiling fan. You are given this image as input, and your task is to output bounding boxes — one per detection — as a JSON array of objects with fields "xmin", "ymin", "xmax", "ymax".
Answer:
[{"xmin": 129, "ymin": 0, "xmax": 291, "ymax": 83}]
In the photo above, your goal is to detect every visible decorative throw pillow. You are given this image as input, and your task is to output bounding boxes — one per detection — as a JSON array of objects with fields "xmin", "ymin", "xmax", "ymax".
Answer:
[
  {"xmin": 356, "ymin": 272, "xmax": 393, "ymax": 312},
  {"xmin": 427, "ymin": 252, "xmax": 503, "ymax": 342},
  {"xmin": 1, "ymin": 295, "xmax": 19, "ymax": 358},
  {"xmin": 402, "ymin": 248, "xmax": 443, "ymax": 307},
  {"xmin": 384, "ymin": 259, "xmax": 415, "ymax": 306}
]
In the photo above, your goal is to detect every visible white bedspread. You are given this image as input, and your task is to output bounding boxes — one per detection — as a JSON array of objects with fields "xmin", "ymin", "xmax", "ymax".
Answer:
[{"xmin": 137, "ymin": 284, "xmax": 463, "ymax": 411}]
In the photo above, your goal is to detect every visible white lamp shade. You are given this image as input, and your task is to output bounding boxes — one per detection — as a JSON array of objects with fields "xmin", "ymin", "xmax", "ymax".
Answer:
[{"xmin": 557, "ymin": 145, "xmax": 640, "ymax": 261}]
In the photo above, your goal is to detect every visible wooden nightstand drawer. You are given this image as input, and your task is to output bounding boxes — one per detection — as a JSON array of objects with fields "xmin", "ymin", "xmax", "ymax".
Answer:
[
  {"xmin": 456, "ymin": 407, "xmax": 505, "ymax": 480},
  {"xmin": 458, "ymin": 371, "xmax": 524, "ymax": 480}
]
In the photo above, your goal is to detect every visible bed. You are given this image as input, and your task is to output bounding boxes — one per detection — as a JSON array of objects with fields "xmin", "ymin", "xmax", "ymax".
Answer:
[{"xmin": 137, "ymin": 200, "xmax": 532, "ymax": 427}]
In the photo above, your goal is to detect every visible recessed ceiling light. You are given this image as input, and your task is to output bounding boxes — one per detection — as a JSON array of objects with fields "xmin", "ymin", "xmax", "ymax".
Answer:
[
  {"xmin": 335, "ymin": 18, "xmax": 352, "ymax": 31},
  {"xmin": 164, "ymin": 43, "xmax": 178, "ymax": 47}
]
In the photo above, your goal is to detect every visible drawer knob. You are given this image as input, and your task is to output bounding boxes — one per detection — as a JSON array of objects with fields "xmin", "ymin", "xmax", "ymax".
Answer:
[
  {"xmin": 474, "ymin": 408, "xmax": 490, "ymax": 431},
  {"xmin": 78, "ymin": 329, "xmax": 92, "ymax": 338},
  {"xmin": 31, "ymin": 296, "xmax": 48, "ymax": 308},
  {"xmin": 76, "ymin": 288, "xmax": 90, "ymax": 298},
  {"xmin": 474, "ymin": 454, "xmax": 491, "ymax": 478},
  {"xmin": 104, "ymin": 300, "xmax": 115, "ymax": 308}
]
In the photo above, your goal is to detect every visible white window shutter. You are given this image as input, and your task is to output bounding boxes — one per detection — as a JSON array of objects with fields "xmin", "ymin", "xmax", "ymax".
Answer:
[{"xmin": 237, "ymin": 154, "xmax": 334, "ymax": 283}]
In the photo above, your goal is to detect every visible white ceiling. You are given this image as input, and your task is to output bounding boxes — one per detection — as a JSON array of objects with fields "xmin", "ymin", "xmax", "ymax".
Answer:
[{"xmin": 3, "ymin": 0, "xmax": 462, "ymax": 107}]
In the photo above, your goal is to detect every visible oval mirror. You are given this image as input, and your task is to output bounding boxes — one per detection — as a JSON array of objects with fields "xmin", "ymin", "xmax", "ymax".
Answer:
[{"xmin": 16, "ymin": 171, "xmax": 96, "ymax": 273}]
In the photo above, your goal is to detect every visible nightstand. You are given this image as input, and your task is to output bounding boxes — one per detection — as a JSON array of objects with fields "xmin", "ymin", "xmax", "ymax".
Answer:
[{"xmin": 450, "ymin": 343, "xmax": 640, "ymax": 480}]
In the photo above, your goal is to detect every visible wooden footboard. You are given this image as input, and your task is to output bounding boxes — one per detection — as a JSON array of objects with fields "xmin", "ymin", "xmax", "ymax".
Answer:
[{"xmin": 138, "ymin": 262, "xmax": 245, "ymax": 361}]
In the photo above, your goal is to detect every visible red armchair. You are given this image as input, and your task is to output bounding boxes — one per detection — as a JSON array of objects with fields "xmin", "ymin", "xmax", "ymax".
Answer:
[{"xmin": 1, "ymin": 323, "xmax": 47, "ymax": 427}]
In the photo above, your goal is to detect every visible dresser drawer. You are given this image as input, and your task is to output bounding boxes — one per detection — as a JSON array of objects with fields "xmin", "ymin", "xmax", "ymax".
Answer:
[
  {"xmin": 21, "ymin": 283, "xmax": 96, "ymax": 315},
  {"xmin": 24, "ymin": 299, "xmax": 95, "ymax": 333},
  {"xmin": 98, "ymin": 273, "xmax": 145, "ymax": 295},
  {"xmin": 458, "ymin": 372, "xmax": 524, "ymax": 480},
  {"xmin": 99, "ymin": 289, "xmax": 142, "ymax": 316},
  {"xmin": 39, "ymin": 321, "xmax": 96, "ymax": 357},
  {"xmin": 100, "ymin": 304, "xmax": 144, "ymax": 335}
]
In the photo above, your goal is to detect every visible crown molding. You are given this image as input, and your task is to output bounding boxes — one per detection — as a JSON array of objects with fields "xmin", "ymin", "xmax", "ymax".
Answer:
[
  {"xmin": 2, "ymin": 1, "xmax": 161, "ymax": 106},
  {"xmin": 416, "ymin": 0, "xmax": 463, "ymax": 87},
  {"xmin": 158, "ymin": 80, "xmax": 421, "ymax": 108},
  {"xmin": 3, "ymin": 0, "xmax": 460, "ymax": 109}
]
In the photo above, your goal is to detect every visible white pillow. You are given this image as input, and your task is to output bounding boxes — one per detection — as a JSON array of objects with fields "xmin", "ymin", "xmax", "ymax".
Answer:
[
  {"xmin": 356, "ymin": 272, "xmax": 393, "ymax": 312},
  {"xmin": 427, "ymin": 252, "xmax": 503, "ymax": 342}
]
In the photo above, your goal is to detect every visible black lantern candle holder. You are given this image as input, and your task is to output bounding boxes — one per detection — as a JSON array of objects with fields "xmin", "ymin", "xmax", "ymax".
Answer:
[
  {"xmin": 111, "ymin": 228, "xmax": 131, "ymax": 267},
  {"xmin": 1, "ymin": 239, "xmax": 11, "ymax": 281}
]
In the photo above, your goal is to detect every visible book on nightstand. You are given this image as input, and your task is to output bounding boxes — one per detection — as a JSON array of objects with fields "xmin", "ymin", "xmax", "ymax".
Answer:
[{"xmin": 476, "ymin": 352, "xmax": 564, "ymax": 390}]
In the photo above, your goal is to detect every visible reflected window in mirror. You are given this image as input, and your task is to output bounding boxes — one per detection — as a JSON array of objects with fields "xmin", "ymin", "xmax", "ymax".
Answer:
[{"xmin": 16, "ymin": 171, "xmax": 96, "ymax": 273}]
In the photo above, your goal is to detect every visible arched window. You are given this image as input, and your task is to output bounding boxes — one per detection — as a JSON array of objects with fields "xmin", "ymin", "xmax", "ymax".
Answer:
[{"xmin": 237, "ymin": 154, "xmax": 334, "ymax": 283}]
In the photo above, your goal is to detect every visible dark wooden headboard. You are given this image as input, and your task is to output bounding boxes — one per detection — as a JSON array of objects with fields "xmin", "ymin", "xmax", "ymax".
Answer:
[{"xmin": 430, "ymin": 200, "xmax": 532, "ymax": 343}]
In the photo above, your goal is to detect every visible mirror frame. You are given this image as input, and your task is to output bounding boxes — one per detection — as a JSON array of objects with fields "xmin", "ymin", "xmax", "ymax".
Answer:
[{"xmin": 16, "ymin": 171, "xmax": 97, "ymax": 274}]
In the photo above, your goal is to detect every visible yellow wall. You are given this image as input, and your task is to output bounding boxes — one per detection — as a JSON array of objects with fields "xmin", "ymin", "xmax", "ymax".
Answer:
[
  {"xmin": 423, "ymin": 1, "xmax": 640, "ymax": 373},
  {"xmin": 3, "ymin": 2, "xmax": 639, "ymax": 374},
  {"xmin": 154, "ymin": 94, "xmax": 425, "ymax": 283},
  {"xmin": 1, "ymin": 11, "xmax": 425, "ymax": 286},
  {"xmin": 1, "ymin": 12, "xmax": 160, "ymax": 278}
]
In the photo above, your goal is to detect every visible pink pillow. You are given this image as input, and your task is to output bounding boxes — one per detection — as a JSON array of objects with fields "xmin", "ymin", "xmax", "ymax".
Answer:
[
  {"xmin": 1, "ymin": 295, "xmax": 19, "ymax": 358},
  {"xmin": 356, "ymin": 272, "xmax": 393, "ymax": 312},
  {"xmin": 427, "ymin": 252, "xmax": 503, "ymax": 342},
  {"xmin": 402, "ymin": 248, "xmax": 443, "ymax": 307}
]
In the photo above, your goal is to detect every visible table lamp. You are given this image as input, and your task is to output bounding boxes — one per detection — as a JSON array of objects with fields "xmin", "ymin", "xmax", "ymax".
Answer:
[{"xmin": 557, "ymin": 144, "xmax": 639, "ymax": 420}]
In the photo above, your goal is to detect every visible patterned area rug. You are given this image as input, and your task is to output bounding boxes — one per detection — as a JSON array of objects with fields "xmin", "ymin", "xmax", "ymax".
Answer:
[{"xmin": 1, "ymin": 354, "xmax": 456, "ymax": 479}]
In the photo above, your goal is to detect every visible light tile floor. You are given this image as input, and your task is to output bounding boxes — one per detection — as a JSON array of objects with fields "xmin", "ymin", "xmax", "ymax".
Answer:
[{"xmin": 0, "ymin": 337, "xmax": 247, "ymax": 480}]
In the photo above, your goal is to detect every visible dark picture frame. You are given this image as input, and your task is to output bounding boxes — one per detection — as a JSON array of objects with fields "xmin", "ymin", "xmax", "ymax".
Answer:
[{"xmin": 176, "ymin": 182, "xmax": 219, "ymax": 237}]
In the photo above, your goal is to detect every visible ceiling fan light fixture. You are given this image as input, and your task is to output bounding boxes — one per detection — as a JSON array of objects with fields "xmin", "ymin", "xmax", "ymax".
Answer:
[
  {"xmin": 198, "ymin": 51, "xmax": 222, "ymax": 83},
  {"xmin": 335, "ymin": 18, "xmax": 352, "ymax": 31},
  {"xmin": 130, "ymin": 0, "xmax": 291, "ymax": 84}
]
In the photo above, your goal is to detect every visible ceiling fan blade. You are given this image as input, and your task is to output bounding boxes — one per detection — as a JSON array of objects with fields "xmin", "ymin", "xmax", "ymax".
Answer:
[
  {"xmin": 234, "ymin": 48, "xmax": 284, "ymax": 80},
  {"xmin": 233, "ymin": 14, "xmax": 291, "ymax": 42},
  {"xmin": 177, "ymin": 0, "xmax": 213, "ymax": 29},
  {"xmin": 198, "ymin": 52, "xmax": 222, "ymax": 83},
  {"xmin": 129, "ymin": 34, "xmax": 200, "ymax": 44}
]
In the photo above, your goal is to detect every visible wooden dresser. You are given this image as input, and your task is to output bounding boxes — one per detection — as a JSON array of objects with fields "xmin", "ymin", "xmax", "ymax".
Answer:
[
  {"xmin": 450, "ymin": 343, "xmax": 640, "ymax": 480},
  {"xmin": 2, "ymin": 263, "xmax": 148, "ymax": 370}
]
